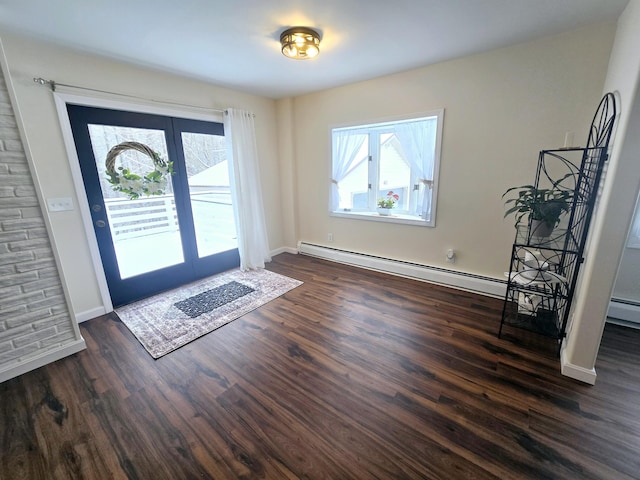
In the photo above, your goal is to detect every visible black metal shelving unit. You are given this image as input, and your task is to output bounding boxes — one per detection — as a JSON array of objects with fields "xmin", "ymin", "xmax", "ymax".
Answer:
[{"xmin": 499, "ymin": 93, "xmax": 617, "ymax": 349}]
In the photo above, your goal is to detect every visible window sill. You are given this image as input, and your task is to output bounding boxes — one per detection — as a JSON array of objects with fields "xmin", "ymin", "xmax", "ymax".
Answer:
[{"xmin": 330, "ymin": 210, "xmax": 433, "ymax": 227}]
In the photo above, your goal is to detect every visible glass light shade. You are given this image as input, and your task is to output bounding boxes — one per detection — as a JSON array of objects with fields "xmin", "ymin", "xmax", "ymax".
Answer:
[{"xmin": 280, "ymin": 27, "xmax": 320, "ymax": 60}]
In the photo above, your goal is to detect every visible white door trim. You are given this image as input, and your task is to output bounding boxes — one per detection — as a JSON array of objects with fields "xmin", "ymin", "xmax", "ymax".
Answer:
[{"xmin": 52, "ymin": 91, "xmax": 225, "ymax": 315}]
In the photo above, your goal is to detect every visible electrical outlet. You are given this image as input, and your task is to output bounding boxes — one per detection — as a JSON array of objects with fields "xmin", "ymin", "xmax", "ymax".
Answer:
[
  {"xmin": 328, "ymin": 233, "xmax": 334, "ymax": 242},
  {"xmin": 446, "ymin": 249, "xmax": 456, "ymax": 263},
  {"xmin": 46, "ymin": 197, "xmax": 74, "ymax": 212}
]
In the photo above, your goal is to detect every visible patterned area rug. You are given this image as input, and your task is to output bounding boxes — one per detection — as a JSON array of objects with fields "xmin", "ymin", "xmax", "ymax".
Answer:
[{"xmin": 115, "ymin": 268, "xmax": 303, "ymax": 358}]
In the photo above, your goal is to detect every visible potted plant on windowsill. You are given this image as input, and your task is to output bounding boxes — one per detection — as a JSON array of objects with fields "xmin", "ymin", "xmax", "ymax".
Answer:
[
  {"xmin": 377, "ymin": 191, "xmax": 400, "ymax": 215},
  {"xmin": 502, "ymin": 185, "xmax": 572, "ymax": 237}
]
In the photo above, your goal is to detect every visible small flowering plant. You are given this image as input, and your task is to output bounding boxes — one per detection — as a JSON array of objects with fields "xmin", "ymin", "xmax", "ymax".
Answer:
[{"xmin": 377, "ymin": 190, "xmax": 400, "ymax": 209}]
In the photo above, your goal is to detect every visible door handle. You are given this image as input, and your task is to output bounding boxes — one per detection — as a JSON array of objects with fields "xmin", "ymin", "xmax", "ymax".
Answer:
[{"xmin": 95, "ymin": 220, "xmax": 106, "ymax": 228}]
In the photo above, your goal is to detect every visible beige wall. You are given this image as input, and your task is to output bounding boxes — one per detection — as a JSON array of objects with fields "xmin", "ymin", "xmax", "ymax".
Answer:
[
  {"xmin": 0, "ymin": 32, "xmax": 282, "ymax": 317},
  {"xmin": 290, "ymin": 23, "xmax": 616, "ymax": 279},
  {"xmin": 564, "ymin": 0, "xmax": 640, "ymax": 372},
  {"xmin": 613, "ymin": 246, "xmax": 640, "ymax": 301},
  {"xmin": 276, "ymin": 97, "xmax": 298, "ymax": 248},
  {"xmin": 613, "ymin": 186, "xmax": 640, "ymax": 303},
  {"xmin": 612, "ymin": 190, "xmax": 640, "ymax": 303},
  {"xmin": 607, "ymin": 0, "xmax": 640, "ymax": 309},
  {"xmin": 0, "ymin": 20, "xmax": 623, "ymax": 339}
]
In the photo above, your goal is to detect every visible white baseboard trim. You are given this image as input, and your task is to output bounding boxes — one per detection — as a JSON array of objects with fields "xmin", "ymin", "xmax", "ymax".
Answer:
[
  {"xmin": 0, "ymin": 338, "xmax": 87, "ymax": 384},
  {"xmin": 76, "ymin": 306, "xmax": 108, "ymax": 323},
  {"xmin": 297, "ymin": 242, "xmax": 506, "ymax": 298},
  {"xmin": 607, "ymin": 298, "xmax": 640, "ymax": 327},
  {"xmin": 271, "ymin": 246, "xmax": 298, "ymax": 257},
  {"xmin": 560, "ymin": 345, "xmax": 597, "ymax": 385}
]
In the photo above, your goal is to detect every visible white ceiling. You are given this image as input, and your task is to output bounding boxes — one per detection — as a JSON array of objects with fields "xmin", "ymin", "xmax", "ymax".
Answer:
[{"xmin": 0, "ymin": 0, "xmax": 630, "ymax": 99}]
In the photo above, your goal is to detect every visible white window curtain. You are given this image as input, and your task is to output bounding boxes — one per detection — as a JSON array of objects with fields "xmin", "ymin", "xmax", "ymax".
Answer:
[
  {"xmin": 331, "ymin": 130, "xmax": 367, "ymax": 211},
  {"xmin": 394, "ymin": 118, "xmax": 437, "ymax": 219},
  {"xmin": 224, "ymin": 108, "xmax": 271, "ymax": 270}
]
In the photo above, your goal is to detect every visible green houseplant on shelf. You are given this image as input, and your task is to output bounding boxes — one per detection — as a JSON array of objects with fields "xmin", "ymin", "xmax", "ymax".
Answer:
[{"xmin": 502, "ymin": 185, "xmax": 572, "ymax": 237}]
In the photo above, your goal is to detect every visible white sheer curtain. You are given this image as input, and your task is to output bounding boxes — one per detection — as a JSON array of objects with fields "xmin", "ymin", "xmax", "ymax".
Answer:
[
  {"xmin": 394, "ymin": 118, "xmax": 437, "ymax": 219},
  {"xmin": 224, "ymin": 108, "xmax": 271, "ymax": 270},
  {"xmin": 331, "ymin": 130, "xmax": 367, "ymax": 211}
]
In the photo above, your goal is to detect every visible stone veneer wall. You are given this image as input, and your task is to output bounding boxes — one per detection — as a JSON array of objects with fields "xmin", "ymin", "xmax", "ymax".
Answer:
[{"xmin": 0, "ymin": 63, "xmax": 82, "ymax": 376}]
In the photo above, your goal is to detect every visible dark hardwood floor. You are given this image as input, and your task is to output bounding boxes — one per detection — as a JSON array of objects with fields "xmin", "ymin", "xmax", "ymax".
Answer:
[{"xmin": 2, "ymin": 253, "xmax": 640, "ymax": 479}]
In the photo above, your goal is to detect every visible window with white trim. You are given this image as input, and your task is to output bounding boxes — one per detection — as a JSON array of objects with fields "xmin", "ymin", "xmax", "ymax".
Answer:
[{"xmin": 330, "ymin": 110, "xmax": 443, "ymax": 226}]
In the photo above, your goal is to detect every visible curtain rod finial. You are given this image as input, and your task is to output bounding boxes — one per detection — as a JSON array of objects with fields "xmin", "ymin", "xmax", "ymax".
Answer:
[{"xmin": 33, "ymin": 77, "xmax": 55, "ymax": 91}]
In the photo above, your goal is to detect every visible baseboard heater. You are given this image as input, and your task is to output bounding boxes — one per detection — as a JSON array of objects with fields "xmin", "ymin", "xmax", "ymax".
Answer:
[
  {"xmin": 607, "ymin": 298, "xmax": 640, "ymax": 329},
  {"xmin": 297, "ymin": 242, "xmax": 506, "ymax": 298}
]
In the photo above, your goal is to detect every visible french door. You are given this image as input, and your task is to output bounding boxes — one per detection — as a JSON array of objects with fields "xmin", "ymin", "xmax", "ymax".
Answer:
[{"xmin": 67, "ymin": 105, "xmax": 240, "ymax": 307}]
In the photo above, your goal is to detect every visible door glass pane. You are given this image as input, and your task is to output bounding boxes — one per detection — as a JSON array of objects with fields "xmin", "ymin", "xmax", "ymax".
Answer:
[
  {"xmin": 88, "ymin": 125, "xmax": 184, "ymax": 279},
  {"xmin": 378, "ymin": 133, "xmax": 410, "ymax": 210},
  {"xmin": 181, "ymin": 132, "xmax": 237, "ymax": 257}
]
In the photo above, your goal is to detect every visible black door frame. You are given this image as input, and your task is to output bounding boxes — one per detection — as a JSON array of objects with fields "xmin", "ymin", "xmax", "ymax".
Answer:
[{"xmin": 67, "ymin": 104, "xmax": 239, "ymax": 307}]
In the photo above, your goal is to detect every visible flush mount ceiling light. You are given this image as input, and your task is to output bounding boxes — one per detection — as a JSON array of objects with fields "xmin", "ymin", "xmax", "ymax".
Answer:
[{"xmin": 280, "ymin": 27, "xmax": 320, "ymax": 60}]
